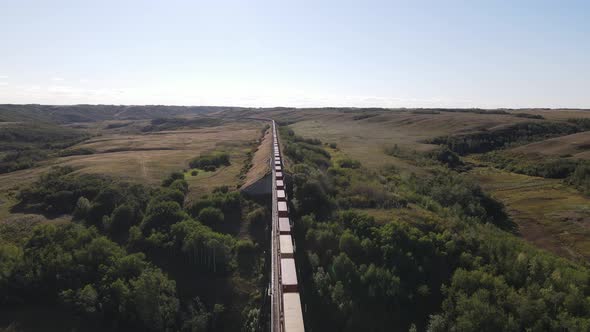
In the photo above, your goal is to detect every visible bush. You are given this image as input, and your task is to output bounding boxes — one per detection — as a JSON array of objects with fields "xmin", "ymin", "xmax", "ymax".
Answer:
[
  {"xmin": 338, "ymin": 158, "xmax": 361, "ymax": 169},
  {"xmin": 189, "ymin": 153, "xmax": 230, "ymax": 171},
  {"xmin": 162, "ymin": 172, "xmax": 184, "ymax": 187}
]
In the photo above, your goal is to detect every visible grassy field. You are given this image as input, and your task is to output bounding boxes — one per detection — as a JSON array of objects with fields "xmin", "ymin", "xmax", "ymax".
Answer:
[
  {"xmin": 269, "ymin": 109, "xmax": 543, "ymax": 172},
  {"xmin": 510, "ymin": 131, "xmax": 590, "ymax": 159},
  {"xmin": 505, "ymin": 108, "xmax": 590, "ymax": 120},
  {"xmin": 468, "ymin": 166, "xmax": 590, "ymax": 262},
  {"xmin": 0, "ymin": 120, "xmax": 265, "ymax": 226}
]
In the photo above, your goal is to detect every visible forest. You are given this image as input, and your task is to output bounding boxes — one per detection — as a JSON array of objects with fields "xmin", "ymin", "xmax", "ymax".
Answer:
[
  {"xmin": 0, "ymin": 164, "xmax": 267, "ymax": 331},
  {"xmin": 278, "ymin": 125, "xmax": 590, "ymax": 331}
]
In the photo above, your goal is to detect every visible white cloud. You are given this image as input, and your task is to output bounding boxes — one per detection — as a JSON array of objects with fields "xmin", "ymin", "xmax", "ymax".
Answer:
[
  {"xmin": 0, "ymin": 82, "xmax": 8, "ymax": 86},
  {"xmin": 52, "ymin": 77, "xmax": 64, "ymax": 81},
  {"xmin": 0, "ymin": 75, "xmax": 7, "ymax": 79}
]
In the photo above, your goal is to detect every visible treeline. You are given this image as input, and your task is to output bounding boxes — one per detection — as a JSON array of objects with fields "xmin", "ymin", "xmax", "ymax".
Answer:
[
  {"xmin": 279, "ymin": 126, "xmax": 590, "ymax": 331},
  {"xmin": 430, "ymin": 120, "xmax": 590, "ymax": 155},
  {"xmin": 1, "ymin": 166, "xmax": 267, "ymax": 331},
  {"xmin": 0, "ymin": 122, "xmax": 90, "ymax": 173},
  {"xmin": 141, "ymin": 117, "xmax": 222, "ymax": 132},
  {"xmin": 477, "ymin": 152, "xmax": 590, "ymax": 195}
]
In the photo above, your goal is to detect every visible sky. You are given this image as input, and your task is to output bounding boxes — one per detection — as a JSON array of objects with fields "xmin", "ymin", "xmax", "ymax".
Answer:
[{"xmin": 0, "ymin": 0, "xmax": 589, "ymax": 108}]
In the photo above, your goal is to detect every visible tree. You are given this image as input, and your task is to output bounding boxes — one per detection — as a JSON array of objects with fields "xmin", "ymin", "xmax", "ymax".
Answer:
[
  {"xmin": 88, "ymin": 186, "xmax": 124, "ymax": 225},
  {"xmin": 339, "ymin": 231, "xmax": 362, "ymax": 260},
  {"xmin": 181, "ymin": 297, "xmax": 211, "ymax": 332},
  {"xmin": 130, "ymin": 268, "xmax": 179, "ymax": 330},
  {"xmin": 141, "ymin": 201, "xmax": 186, "ymax": 233},
  {"xmin": 110, "ymin": 203, "xmax": 138, "ymax": 235},
  {"xmin": 295, "ymin": 180, "xmax": 333, "ymax": 219},
  {"xmin": 151, "ymin": 188, "xmax": 185, "ymax": 207},
  {"xmin": 73, "ymin": 196, "xmax": 91, "ymax": 220},
  {"xmin": 236, "ymin": 240, "xmax": 257, "ymax": 274},
  {"xmin": 0, "ymin": 243, "xmax": 22, "ymax": 284},
  {"xmin": 162, "ymin": 171, "xmax": 184, "ymax": 187},
  {"xmin": 170, "ymin": 179, "xmax": 189, "ymax": 195},
  {"xmin": 197, "ymin": 207, "xmax": 224, "ymax": 226}
]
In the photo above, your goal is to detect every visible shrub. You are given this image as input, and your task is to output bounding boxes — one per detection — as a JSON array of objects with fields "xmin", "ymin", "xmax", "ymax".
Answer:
[
  {"xmin": 162, "ymin": 172, "xmax": 184, "ymax": 187},
  {"xmin": 338, "ymin": 158, "xmax": 361, "ymax": 169},
  {"xmin": 189, "ymin": 153, "xmax": 230, "ymax": 171}
]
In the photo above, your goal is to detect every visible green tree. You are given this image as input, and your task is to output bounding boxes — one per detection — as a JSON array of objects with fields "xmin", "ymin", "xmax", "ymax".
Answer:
[
  {"xmin": 236, "ymin": 239, "xmax": 257, "ymax": 275},
  {"xmin": 130, "ymin": 268, "xmax": 179, "ymax": 330},
  {"xmin": 141, "ymin": 201, "xmax": 186, "ymax": 233},
  {"xmin": 197, "ymin": 207, "xmax": 224, "ymax": 226}
]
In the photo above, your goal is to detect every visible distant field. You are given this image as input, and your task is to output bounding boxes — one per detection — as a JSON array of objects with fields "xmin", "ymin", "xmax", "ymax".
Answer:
[
  {"xmin": 506, "ymin": 109, "xmax": 590, "ymax": 120},
  {"xmin": 62, "ymin": 123, "xmax": 258, "ymax": 181},
  {"xmin": 0, "ymin": 120, "xmax": 265, "ymax": 222},
  {"xmin": 468, "ymin": 167, "xmax": 590, "ymax": 262},
  {"xmin": 510, "ymin": 131, "xmax": 590, "ymax": 159},
  {"xmin": 279, "ymin": 109, "xmax": 536, "ymax": 172}
]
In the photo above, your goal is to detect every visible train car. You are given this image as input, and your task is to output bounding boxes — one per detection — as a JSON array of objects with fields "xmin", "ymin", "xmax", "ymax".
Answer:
[
  {"xmin": 276, "ymin": 179, "xmax": 284, "ymax": 189},
  {"xmin": 277, "ymin": 189, "xmax": 286, "ymax": 201},
  {"xmin": 280, "ymin": 234, "xmax": 294, "ymax": 258},
  {"xmin": 279, "ymin": 217, "xmax": 291, "ymax": 234},
  {"xmin": 283, "ymin": 293, "xmax": 305, "ymax": 332},
  {"xmin": 275, "ymin": 165, "xmax": 282, "ymax": 172},
  {"xmin": 280, "ymin": 258, "xmax": 298, "ymax": 292},
  {"xmin": 278, "ymin": 201, "xmax": 288, "ymax": 217},
  {"xmin": 274, "ymin": 160, "xmax": 281, "ymax": 166},
  {"xmin": 276, "ymin": 171, "xmax": 283, "ymax": 180}
]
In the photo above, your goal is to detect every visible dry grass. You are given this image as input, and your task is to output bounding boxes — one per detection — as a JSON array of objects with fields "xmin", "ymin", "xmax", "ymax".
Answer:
[
  {"xmin": 468, "ymin": 167, "xmax": 590, "ymax": 262},
  {"xmin": 276, "ymin": 109, "xmax": 534, "ymax": 173},
  {"xmin": 0, "ymin": 121, "xmax": 265, "ymax": 218},
  {"xmin": 59, "ymin": 122, "xmax": 261, "ymax": 189},
  {"xmin": 506, "ymin": 109, "xmax": 590, "ymax": 120},
  {"xmin": 510, "ymin": 131, "xmax": 590, "ymax": 159},
  {"xmin": 242, "ymin": 125, "xmax": 271, "ymax": 188}
]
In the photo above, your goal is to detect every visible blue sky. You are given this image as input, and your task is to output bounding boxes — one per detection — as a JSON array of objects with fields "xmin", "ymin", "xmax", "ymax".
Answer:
[{"xmin": 1, "ymin": 0, "xmax": 589, "ymax": 108}]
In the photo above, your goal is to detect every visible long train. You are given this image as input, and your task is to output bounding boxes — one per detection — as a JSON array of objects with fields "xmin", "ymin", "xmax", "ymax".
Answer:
[{"xmin": 272, "ymin": 121, "xmax": 305, "ymax": 332}]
